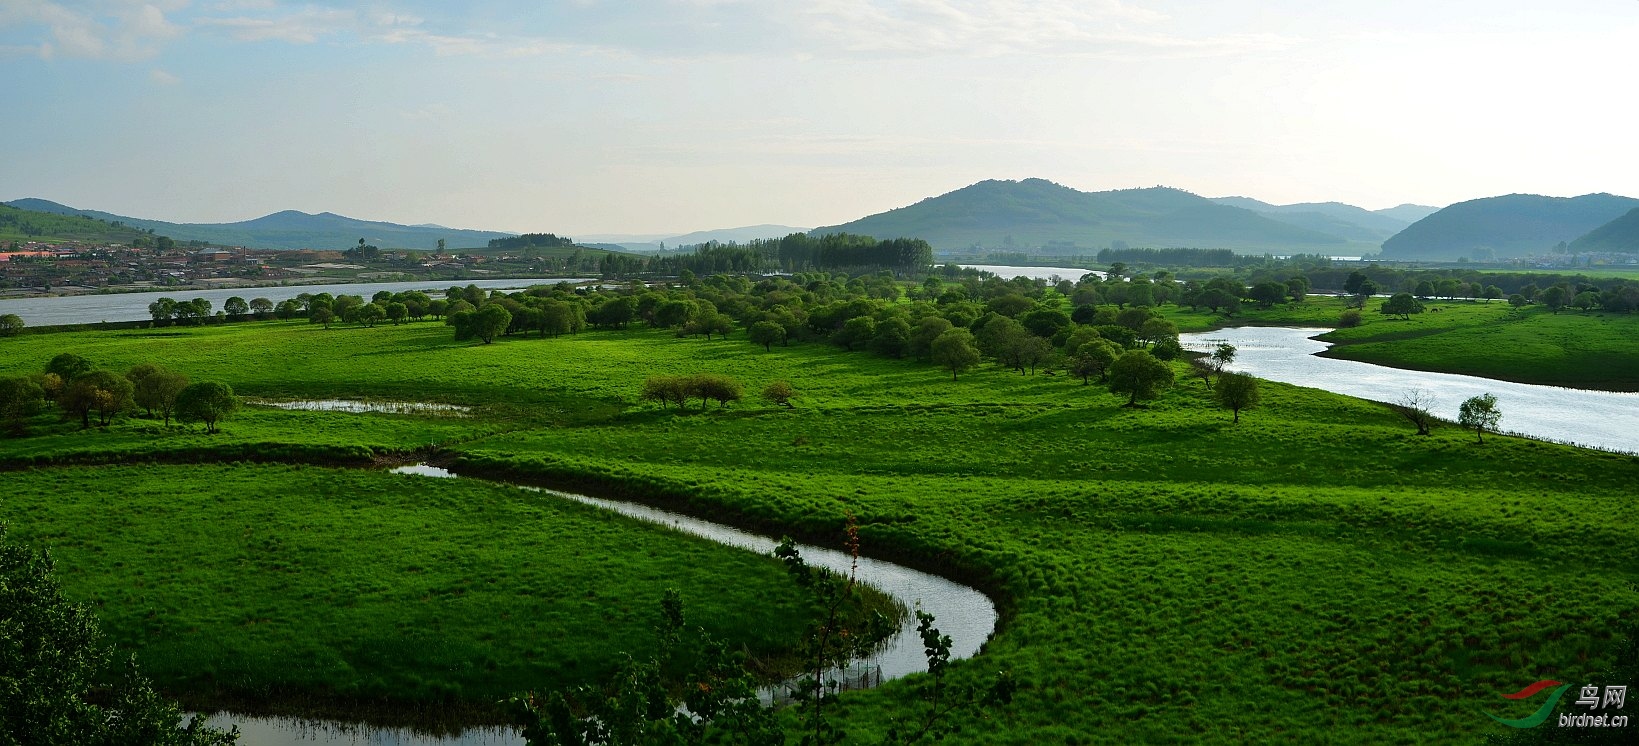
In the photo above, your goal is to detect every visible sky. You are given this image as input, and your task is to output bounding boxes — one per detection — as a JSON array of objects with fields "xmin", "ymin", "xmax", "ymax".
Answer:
[{"xmin": 3, "ymin": 1, "xmax": 1638, "ymax": 236}]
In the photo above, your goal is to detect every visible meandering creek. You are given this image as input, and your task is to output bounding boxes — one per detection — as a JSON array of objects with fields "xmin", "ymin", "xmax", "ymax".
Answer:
[
  {"xmin": 192, "ymin": 466, "xmax": 999, "ymax": 746},
  {"xmin": 1179, "ymin": 326, "xmax": 1639, "ymax": 454}
]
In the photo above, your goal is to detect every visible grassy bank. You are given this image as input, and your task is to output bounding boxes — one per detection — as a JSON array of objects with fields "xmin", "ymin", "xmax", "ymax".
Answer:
[
  {"xmin": 2, "ymin": 320, "xmax": 1635, "ymax": 742},
  {"xmin": 0, "ymin": 463, "xmax": 860, "ymax": 726},
  {"xmin": 1161, "ymin": 296, "xmax": 1639, "ymax": 391}
]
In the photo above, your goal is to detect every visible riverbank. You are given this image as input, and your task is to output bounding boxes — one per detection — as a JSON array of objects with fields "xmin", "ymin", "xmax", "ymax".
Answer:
[
  {"xmin": 1162, "ymin": 296, "xmax": 1639, "ymax": 391},
  {"xmin": 2, "ymin": 320, "xmax": 1633, "ymax": 742}
]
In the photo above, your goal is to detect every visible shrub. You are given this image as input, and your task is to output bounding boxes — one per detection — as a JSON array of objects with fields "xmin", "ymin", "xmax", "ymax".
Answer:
[{"xmin": 1338, "ymin": 309, "xmax": 1363, "ymax": 328}]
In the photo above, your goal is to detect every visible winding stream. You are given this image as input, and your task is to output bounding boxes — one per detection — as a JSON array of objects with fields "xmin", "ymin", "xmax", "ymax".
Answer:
[
  {"xmin": 191, "ymin": 466, "xmax": 999, "ymax": 746},
  {"xmin": 1180, "ymin": 326, "xmax": 1639, "ymax": 454}
]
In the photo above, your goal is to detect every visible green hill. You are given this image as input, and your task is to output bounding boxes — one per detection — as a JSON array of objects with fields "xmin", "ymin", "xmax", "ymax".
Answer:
[
  {"xmin": 0, "ymin": 203, "xmax": 159, "ymax": 245},
  {"xmin": 5, "ymin": 198, "xmax": 514, "ymax": 251},
  {"xmin": 1569, "ymin": 206, "xmax": 1639, "ymax": 253},
  {"xmin": 810, "ymin": 178, "xmax": 1354, "ymax": 253},
  {"xmin": 1379, "ymin": 192, "xmax": 1639, "ymax": 260}
]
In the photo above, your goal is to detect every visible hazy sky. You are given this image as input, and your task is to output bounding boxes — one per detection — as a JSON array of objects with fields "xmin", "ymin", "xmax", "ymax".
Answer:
[{"xmin": 4, "ymin": 1, "xmax": 1638, "ymax": 235}]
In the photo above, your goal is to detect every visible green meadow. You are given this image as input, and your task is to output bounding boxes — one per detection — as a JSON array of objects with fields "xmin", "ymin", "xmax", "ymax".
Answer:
[{"xmin": 2, "ymin": 318, "xmax": 1636, "ymax": 742}]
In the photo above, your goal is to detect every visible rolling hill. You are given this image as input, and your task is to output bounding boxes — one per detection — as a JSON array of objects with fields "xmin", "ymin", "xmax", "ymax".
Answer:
[
  {"xmin": 0, "ymin": 203, "xmax": 158, "ymax": 245},
  {"xmin": 1569, "ymin": 207, "xmax": 1639, "ymax": 253},
  {"xmin": 809, "ymin": 179, "xmax": 1357, "ymax": 253},
  {"xmin": 4, "ymin": 198, "xmax": 514, "ymax": 251},
  {"xmin": 1378, "ymin": 193, "xmax": 1639, "ymax": 260}
]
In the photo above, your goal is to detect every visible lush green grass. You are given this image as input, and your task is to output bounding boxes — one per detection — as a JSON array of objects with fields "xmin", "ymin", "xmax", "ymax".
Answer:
[
  {"xmin": 1161, "ymin": 296, "xmax": 1639, "ymax": 390},
  {"xmin": 2, "ymin": 320, "xmax": 1635, "ymax": 742},
  {"xmin": 0, "ymin": 464, "xmax": 847, "ymax": 724}
]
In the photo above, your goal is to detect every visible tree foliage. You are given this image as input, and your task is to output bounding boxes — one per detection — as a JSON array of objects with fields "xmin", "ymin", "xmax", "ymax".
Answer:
[
  {"xmin": 1458, "ymin": 393, "xmax": 1502, "ymax": 443},
  {"xmin": 175, "ymin": 381, "xmax": 239, "ymax": 434},
  {"xmin": 1106, "ymin": 349, "xmax": 1173, "ymax": 406},
  {"xmin": 0, "ymin": 526, "xmax": 239, "ymax": 745},
  {"xmin": 1214, "ymin": 372, "xmax": 1261, "ymax": 423}
]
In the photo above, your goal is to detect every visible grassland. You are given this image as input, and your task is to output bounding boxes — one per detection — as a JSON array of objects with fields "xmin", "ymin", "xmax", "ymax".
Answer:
[
  {"xmin": 1161, "ymin": 296, "xmax": 1639, "ymax": 391},
  {"xmin": 1, "ymin": 320, "xmax": 1635, "ymax": 742},
  {"xmin": 0, "ymin": 463, "xmax": 855, "ymax": 726}
]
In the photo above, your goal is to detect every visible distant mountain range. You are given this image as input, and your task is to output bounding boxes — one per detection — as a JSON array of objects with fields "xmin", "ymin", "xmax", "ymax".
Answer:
[
  {"xmin": 1379, "ymin": 193, "xmax": 1639, "ymax": 260},
  {"xmin": 1208, "ymin": 197, "xmax": 1434, "ymax": 243},
  {"xmin": 809, "ymin": 179, "xmax": 1400, "ymax": 253},
  {"xmin": 5, "ymin": 198, "xmax": 513, "ymax": 251}
]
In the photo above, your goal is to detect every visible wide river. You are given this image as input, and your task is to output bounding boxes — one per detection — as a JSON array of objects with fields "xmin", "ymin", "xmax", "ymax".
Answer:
[
  {"xmin": 192, "ymin": 466, "xmax": 998, "ymax": 746},
  {"xmin": 0, "ymin": 278, "xmax": 592, "ymax": 327},
  {"xmin": 1180, "ymin": 326, "xmax": 1639, "ymax": 454}
]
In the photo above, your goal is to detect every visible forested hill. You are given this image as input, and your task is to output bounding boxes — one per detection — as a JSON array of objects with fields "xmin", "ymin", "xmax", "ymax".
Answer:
[
  {"xmin": 808, "ymin": 179, "xmax": 1353, "ymax": 253},
  {"xmin": 1570, "ymin": 207, "xmax": 1639, "ymax": 253},
  {"xmin": 0, "ymin": 203, "xmax": 161, "ymax": 245},
  {"xmin": 4, "ymin": 198, "xmax": 514, "ymax": 251},
  {"xmin": 1379, "ymin": 193, "xmax": 1639, "ymax": 260}
]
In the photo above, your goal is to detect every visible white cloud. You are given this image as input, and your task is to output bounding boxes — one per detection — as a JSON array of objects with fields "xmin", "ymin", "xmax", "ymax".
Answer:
[
  {"xmin": 0, "ymin": 0, "xmax": 185, "ymax": 61},
  {"xmin": 194, "ymin": 6, "xmax": 355, "ymax": 44},
  {"xmin": 148, "ymin": 66, "xmax": 178, "ymax": 83}
]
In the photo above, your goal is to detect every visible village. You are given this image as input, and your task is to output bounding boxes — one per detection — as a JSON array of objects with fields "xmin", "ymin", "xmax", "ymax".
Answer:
[{"xmin": 0, "ymin": 240, "xmax": 566, "ymax": 298}]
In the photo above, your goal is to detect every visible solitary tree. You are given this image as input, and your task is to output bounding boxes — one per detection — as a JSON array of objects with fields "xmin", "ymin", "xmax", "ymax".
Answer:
[
  {"xmin": 762, "ymin": 380, "xmax": 796, "ymax": 408},
  {"xmin": 1392, "ymin": 388, "xmax": 1437, "ymax": 436},
  {"xmin": 223, "ymin": 296, "xmax": 249, "ymax": 320},
  {"xmin": 175, "ymin": 381, "xmax": 239, "ymax": 434},
  {"xmin": 1380, "ymin": 293, "xmax": 1424, "ymax": 320},
  {"xmin": 1209, "ymin": 342, "xmax": 1236, "ymax": 376},
  {"xmin": 249, "ymin": 297, "xmax": 274, "ymax": 319},
  {"xmin": 1458, "ymin": 393, "xmax": 1502, "ymax": 443},
  {"xmin": 1214, "ymin": 372, "xmax": 1260, "ymax": 423},
  {"xmin": 930, "ymin": 328, "xmax": 980, "ymax": 381},
  {"xmin": 1107, "ymin": 349, "xmax": 1174, "ymax": 407},
  {"xmin": 748, "ymin": 320, "xmax": 786, "ymax": 351},
  {"xmin": 0, "ymin": 313, "xmax": 23, "ymax": 336}
]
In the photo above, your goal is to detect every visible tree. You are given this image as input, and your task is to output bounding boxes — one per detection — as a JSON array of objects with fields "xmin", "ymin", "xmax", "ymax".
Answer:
[
  {"xmin": 870, "ymin": 317, "xmax": 912, "ymax": 358},
  {"xmin": 249, "ymin": 297, "xmax": 274, "ymax": 320},
  {"xmin": 46, "ymin": 353, "xmax": 94, "ymax": 383},
  {"xmin": 309, "ymin": 307, "xmax": 336, "ymax": 329},
  {"xmin": 358, "ymin": 302, "xmax": 388, "ymax": 327},
  {"xmin": 908, "ymin": 316, "xmax": 953, "ymax": 360},
  {"xmin": 0, "ymin": 376, "xmax": 45, "ymax": 435},
  {"xmin": 1507, "ymin": 293, "xmax": 1528, "ymax": 308},
  {"xmin": 762, "ymin": 380, "xmax": 796, "ymax": 408},
  {"xmin": 1380, "ymin": 293, "xmax": 1424, "ymax": 320},
  {"xmin": 1016, "ymin": 336, "xmax": 1054, "ymax": 375},
  {"xmin": 1482, "ymin": 285, "xmax": 1504, "ymax": 303},
  {"xmin": 0, "ymin": 313, "xmax": 22, "ymax": 336},
  {"xmin": 1540, "ymin": 285, "xmax": 1569, "ymax": 313},
  {"xmin": 692, "ymin": 374, "xmax": 743, "ymax": 409},
  {"xmin": 832, "ymin": 316, "xmax": 876, "ymax": 351},
  {"xmin": 1572, "ymin": 290, "xmax": 1600, "ymax": 312},
  {"xmin": 1392, "ymin": 388, "xmax": 1437, "ymax": 436},
  {"xmin": 1069, "ymin": 340, "xmax": 1120, "ymax": 384},
  {"xmin": 931, "ymin": 328, "xmax": 980, "ymax": 381},
  {"xmin": 0, "ymin": 526, "xmax": 240, "ymax": 746},
  {"xmin": 1107, "ymin": 349, "xmax": 1173, "ymax": 406},
  {"xmin": 1137, "ymin": 317, "xmax": 1178, "ymax": 348},
  {"xmin": 1458, "ymin": 393, "xmax": 1502, "ymax": 443},
  {"xmin": 474, "ymin": 303, "xmax": 512, "ymax": 344},
  {"xmin": 128, "ymin": 364, "xmax": 189, "ymax": 425},
  {"xmin": 1209, "ymin": 342, "xmax": 1236, "ymax": 377},
  {"xmin": 148, "ymin": 297, "xmax": 177, "ymax": 326},
  {"xmin": 385, "ymin": 302, "xmax": 409, "ymax": 325},
  {"xmin": 1214, "ymin": 372, "xmax": 1260, "ymax": 423},
  {"xmin": 60, "ymin": 370, "xmax": 134, "ymax": 428},
  {"xmin": 640, "ymin": 376, "xmax": 690, "ymax": 411},
  {"xmin": 1249, "ymin": 281, "xmax": 1289, "ymax": 309},
  {"xmin": 175, "ymin": 381, "xmax": 239, "ymax": 434},
  {"xmin": 223, "ymin": 296, "xmax": 249, "ymax": 321}
]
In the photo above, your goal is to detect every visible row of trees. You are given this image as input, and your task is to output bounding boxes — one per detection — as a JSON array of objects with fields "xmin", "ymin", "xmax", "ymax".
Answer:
[
  {"xmin": 1, "ymin": 353, "xmax": 239, "ymax": 435},
  {"xmin": 595, "ymin": 233, "xmax": 935, "ymax": 277}
]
